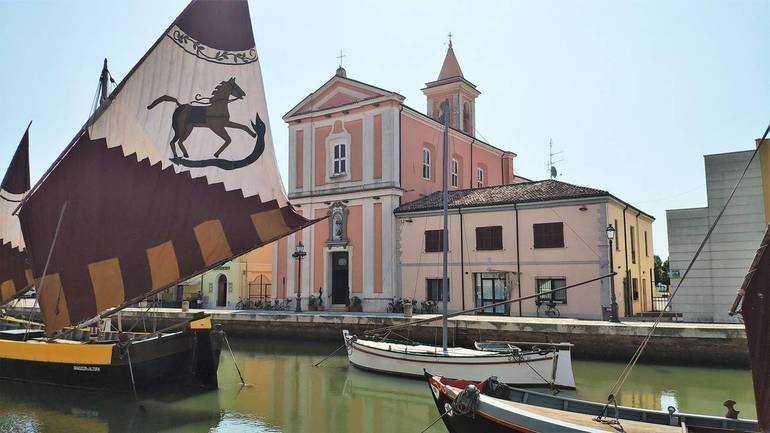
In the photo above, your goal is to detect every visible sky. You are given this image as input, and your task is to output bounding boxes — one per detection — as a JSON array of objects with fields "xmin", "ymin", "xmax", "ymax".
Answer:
[{"xmin": 0, "ymin": 0, "xmax": 767, "ymax": 258}]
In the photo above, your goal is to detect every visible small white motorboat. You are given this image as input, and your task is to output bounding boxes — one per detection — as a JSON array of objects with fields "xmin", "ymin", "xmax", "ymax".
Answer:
[{"xmin": 343, "ymin": 330, "xmax": 576, "ymax": 389}]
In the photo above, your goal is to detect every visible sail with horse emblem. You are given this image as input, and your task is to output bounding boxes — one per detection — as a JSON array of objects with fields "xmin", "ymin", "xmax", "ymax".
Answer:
[
  {"xmin": 0, "ymin": 0, "xmax": 314, "ymax": 391},
  {"xmin": 17, "ymin": 0, "xmax": 312, "ymax": 335}
]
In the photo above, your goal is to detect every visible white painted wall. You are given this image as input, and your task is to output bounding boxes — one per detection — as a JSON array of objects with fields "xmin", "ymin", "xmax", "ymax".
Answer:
[{"xmin": 667, "ymin": 150, "xmax": 766, "ymax": 322}]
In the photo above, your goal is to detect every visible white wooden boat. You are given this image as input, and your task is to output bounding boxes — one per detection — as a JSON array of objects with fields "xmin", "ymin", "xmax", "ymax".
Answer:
[
  {"xmin": 426, "ymin": 373, "xmax": 757, "ymax": 433},
  {"xmin": 343, "ymin": 330, "xmax": 576, "ymax": 389}
]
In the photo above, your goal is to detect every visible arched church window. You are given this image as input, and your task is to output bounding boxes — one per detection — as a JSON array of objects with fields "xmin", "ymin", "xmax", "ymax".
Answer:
[{"xmin": 422, "ymin": 148, "xmax": 431, "ymax": 180}]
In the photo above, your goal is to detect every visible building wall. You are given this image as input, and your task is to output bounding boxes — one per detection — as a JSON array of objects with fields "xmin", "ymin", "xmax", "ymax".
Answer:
[
  {"xmin": 398, "ymin": 199, "xmax": 655, "ymax": 319},
  {"xmin": 399, "ymin": 110, "xmax": 510, "ymax": 203},
  {"xmin": 606, "ymin": 201, "xmax": 656, "ymax": 317},
  {"xmin": 667, "ymin": 150, "xmax": 765, "ymax": 322}
]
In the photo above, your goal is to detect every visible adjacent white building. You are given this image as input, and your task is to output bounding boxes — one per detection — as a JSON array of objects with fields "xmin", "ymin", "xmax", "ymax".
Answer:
[{"xmin": 666, "ymin": 150, "xmax": 766, "ymax": 322}]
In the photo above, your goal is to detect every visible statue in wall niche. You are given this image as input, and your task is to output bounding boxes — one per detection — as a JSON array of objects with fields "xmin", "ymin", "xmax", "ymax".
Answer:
[
  {"xmin": 333, "ymin": 212, "xmax": 344, "ymax": 241},
  {"xmin": 327, "ymin": 202, "xmax": 348, "ymax": 246}
]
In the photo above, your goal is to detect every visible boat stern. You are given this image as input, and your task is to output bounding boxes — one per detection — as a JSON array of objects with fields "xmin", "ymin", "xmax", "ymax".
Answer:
[{"xmin": 189, "ymin": 315, "xmax": 223, "ymax": 389}]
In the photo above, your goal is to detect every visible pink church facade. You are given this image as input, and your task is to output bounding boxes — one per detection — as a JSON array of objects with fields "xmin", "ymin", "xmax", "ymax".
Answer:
[{"xmin": 273, "ymin": 44, "xmax": 518, "ymax": 311}]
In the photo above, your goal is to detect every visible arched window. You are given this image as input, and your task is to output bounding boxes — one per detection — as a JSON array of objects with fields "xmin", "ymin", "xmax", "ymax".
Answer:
[
  {"xmin": 463, "ymin": 102, "xmax": 471, "ymax": 133},
  {"xmin": 422, "ymin": 148, "xmax": 431, "ymax": 180},
  {"xmin": 477, "ymin": 167, "xmax": 484, "ymax": 188}
]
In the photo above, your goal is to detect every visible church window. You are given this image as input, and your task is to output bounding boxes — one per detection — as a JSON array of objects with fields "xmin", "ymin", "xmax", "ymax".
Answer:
[
  {"xmin": 451, "ymin": 159, "xmax": 459, "ymax": 187},
  {"xmin": 422, "ymin": 148, "xmax": 431, "ymax": 180},
  {"xmin": 332, "ymin": 143, "xmax": 347, "ymax": 176},
  {"xmin": 477, "ymin": 167, "xmax": 484, "ymax": 188}
]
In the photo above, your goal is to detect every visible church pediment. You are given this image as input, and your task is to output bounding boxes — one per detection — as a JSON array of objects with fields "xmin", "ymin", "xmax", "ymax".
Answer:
[{"xmin": 284, "ymin": 76, "xmax": 402, "ymax": 121}]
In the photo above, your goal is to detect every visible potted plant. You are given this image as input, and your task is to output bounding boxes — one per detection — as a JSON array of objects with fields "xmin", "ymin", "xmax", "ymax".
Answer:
[
  {"xmin": 403, "ymin": 299, "xmax": 413, "ymax": 318},
  {"xmin": 308, "ymin": 296, "xmax": 318, "ymax": 311},
  {"xmin": 349, "ymin": 296, "xmax": 363, "ymax": 312}
]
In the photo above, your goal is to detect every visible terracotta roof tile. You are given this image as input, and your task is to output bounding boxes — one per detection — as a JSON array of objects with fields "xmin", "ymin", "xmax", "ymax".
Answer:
[{"xmin": 395, "ymin": 179, "xmax": 609, "ymax": 213}]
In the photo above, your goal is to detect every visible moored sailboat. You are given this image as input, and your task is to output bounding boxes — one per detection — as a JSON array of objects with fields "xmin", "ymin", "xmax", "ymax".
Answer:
[{"xmin": 0, "ymin": 0, "xmax": 314, "ymax": 391}]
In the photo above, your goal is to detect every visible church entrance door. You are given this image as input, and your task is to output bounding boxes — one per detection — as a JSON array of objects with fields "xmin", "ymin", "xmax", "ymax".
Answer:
[{"xmin": 331, "ymin": 252, "xmax": 349, "ymax": 305}]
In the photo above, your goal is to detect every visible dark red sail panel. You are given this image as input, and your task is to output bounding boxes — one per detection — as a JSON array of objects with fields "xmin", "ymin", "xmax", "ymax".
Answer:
[
  {"xmin": 17, "ymin": 0, "xmax": 315, "ymax": 333},
  {"xmin": 735, "ymin": 226, "xmax": 770, "ymax": 429},
  {"xmin": 19, "ymin": 132, "xmax": 310, "ymax": 333},
  {"xmin": 0, "ymin": 128, "xmax": 32, "ymax": 305}
]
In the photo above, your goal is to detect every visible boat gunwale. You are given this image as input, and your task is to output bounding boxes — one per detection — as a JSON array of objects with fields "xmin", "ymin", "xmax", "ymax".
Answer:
[{"xmin": 350, "ymin": 338, "xmax": 554, "ymax": 364}]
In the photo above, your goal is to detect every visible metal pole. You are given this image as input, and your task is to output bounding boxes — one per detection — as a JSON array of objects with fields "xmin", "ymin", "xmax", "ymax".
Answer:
[
  {"xmin": 295, "ymin": 255, "xmax": 302, "ymax": 313},
  {"xmin": 441, "ymin": 102, "xmax": 450, "ymax": 353},
  {"xmin": 609, "ymin": 238, "xmax": 620, "ymax": 323}
]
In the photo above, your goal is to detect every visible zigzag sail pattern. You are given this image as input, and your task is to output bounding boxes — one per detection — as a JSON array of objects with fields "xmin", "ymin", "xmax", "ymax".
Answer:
[
  {"xmin": 18, "ymin": 0, "xmax": 313, "ymax": 334},
  {"xmin": 0, "ymin": 127, "xmax": 32, "ymax": 305}
]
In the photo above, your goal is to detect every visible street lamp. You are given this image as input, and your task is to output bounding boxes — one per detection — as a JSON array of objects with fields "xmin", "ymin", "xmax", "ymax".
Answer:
[
  {"xmin": 292, "ymin": 241, "xmax": 307, "ymax": 313},
  {"xmin": 606, "ymin": 224, "xmax": 620, "ymax": 323}
]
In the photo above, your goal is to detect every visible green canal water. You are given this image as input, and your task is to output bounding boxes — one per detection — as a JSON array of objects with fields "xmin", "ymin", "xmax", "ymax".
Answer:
[{"xmin": 0, "ymin": 338, "xmax": 755, "ymax": 433}]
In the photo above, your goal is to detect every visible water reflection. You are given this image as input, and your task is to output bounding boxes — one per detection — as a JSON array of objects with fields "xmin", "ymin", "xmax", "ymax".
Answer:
[
  {"xmin": 570, "ymin": 360, "xmax": 755, "ymax": 419},
  {"xmin": 0, "ymin": 381, "xmax": 223, "ymax": 433},
  {"xmin": 0, "ymin": 338, "xmax": 756, "ymax": 433},
  {"xmin": 216, "ymin": 338, "xmax": 445, "ymax": 433}
]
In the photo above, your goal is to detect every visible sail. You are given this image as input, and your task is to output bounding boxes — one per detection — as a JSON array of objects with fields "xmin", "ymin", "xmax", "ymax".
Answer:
[
  {"xmin": 0, "ymin": 127, "xmax": 32, "ymax": 305},
  {"xmin": 18, "ymin": 0, "xmax": 312, "ymax": 335},
  {"xmin": 734, "ymin": 226, "xmax": 770, "ymax": 430}
]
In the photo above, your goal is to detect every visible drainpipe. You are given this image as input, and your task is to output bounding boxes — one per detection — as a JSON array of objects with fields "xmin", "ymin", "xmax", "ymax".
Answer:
[
  {"xmin": 459, "ymin": 207, "xmax": 466, "ymax": 311},
  {"xmin": 635, "ymin": 210, "xmax": 643, "ymax": 311},
  {"xmin": 622, "ymin": 204, "xmax": 630, "ymax": 317},
  {"xmin": 514, "ymin": 203, "xmax": 522, "ymax": 317}
]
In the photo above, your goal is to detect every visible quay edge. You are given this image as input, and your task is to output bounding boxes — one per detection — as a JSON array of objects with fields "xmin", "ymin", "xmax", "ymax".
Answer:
[{"xmin": 6, "ymin": 306, "xmax": 748, "ymax": 367}]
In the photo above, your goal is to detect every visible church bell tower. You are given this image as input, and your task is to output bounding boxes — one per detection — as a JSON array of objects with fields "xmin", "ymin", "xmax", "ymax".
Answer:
[{"xmin": 422, "ymin": 36, "xmax": 480, "ymax": 136}]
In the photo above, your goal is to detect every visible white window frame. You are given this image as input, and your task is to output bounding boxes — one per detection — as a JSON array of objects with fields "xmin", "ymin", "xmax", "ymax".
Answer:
[
  {"xmin": 422, "ymin": 148, "xmax": 431, "ymax": 180},
  {"xmin": 477, "ymin": 167, "xmax": 484, "ymax": 188},
  {"xmin": 332, "ymin": 142, "xmax": 347, "ymax": 176},
  {"xmin": 451, "ymin": 159, "xmax": 459, "ymax": 187}
]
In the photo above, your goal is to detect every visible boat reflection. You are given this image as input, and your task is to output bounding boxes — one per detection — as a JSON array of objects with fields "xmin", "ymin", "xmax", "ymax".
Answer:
[
  {"xmin": 216, "ymin": 338, "xmax": 445, "ymax": 433},
  {"xmin": 0, "ymin": 380, "xmax": 223, "ymax": 433}
]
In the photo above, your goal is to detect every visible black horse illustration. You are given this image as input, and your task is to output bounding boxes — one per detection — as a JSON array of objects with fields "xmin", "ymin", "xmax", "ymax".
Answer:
[{"xmin": 147, "ymin": 77, "xmax": 256, "ymax": 158}]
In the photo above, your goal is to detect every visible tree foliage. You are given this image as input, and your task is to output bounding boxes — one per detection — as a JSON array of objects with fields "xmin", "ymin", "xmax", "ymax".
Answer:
[{"xmin": 654, "ymin": 255, "xmax": 670, "ymax": 286}]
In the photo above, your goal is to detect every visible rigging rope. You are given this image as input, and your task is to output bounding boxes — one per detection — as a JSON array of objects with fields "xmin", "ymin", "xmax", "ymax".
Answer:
[{"xmin": 602, "ymin": 120, "xmax": 770, "ymax": 408}]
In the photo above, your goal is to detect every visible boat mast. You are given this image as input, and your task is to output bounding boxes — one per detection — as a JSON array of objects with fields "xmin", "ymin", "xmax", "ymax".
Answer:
[{"xmin": 441, "ymin": 100, "xmax": 450, "ymax": 353}]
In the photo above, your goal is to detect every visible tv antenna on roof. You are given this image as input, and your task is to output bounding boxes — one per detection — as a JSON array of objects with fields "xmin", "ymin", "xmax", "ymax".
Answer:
[{"xmin": 548, "ymin": 138, "xmax": 564, "ymax": 179}]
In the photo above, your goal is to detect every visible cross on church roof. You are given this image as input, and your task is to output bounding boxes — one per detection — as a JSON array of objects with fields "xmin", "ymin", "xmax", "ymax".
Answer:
[
  {"xmin": 337, "ymin": 49, "xmax": 346, "ymax": 67},
  {"xmin": 448, "ymin": 32, "xmax": 453, "ymax": 48}
]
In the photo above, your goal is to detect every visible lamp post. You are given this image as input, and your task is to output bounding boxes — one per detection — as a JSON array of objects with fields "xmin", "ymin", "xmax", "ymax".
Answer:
[
  {"xmin": 606, "ymin": 224, "xmax": 620, "ymax": 323},
  {"xmin": 292, "ymin": 241, "xmax": 307, "ymax": 313}
]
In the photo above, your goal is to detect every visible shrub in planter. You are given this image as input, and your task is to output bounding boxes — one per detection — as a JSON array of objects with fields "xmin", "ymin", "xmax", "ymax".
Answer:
[{"xmin": 349, "ymin": 296, "xmax": 363, "ymax": 312}]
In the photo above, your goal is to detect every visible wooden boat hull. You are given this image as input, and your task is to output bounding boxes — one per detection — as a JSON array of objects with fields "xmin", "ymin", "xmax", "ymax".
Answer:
[
  {"xmin": 426, "ymin": 373, "xmax": 758, "ymax": 433},
  {"xmin": 0, "ymin": 316, "xmax": 222, "ymax": 391},
  {"xmin": 344, "ymin": 330, "xmax": 575, "ymax": 389}
]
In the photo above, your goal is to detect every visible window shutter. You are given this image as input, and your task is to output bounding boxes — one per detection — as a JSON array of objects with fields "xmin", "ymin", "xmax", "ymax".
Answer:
[{"xmin": 533, "ymin": 222, "xmax": 564, "ymax": 248}]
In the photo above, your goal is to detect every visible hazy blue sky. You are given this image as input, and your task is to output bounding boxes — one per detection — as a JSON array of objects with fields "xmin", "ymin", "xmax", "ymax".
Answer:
[{"xmin": 0, "ymin": 0, "xmax": 767, "ymax": 257}]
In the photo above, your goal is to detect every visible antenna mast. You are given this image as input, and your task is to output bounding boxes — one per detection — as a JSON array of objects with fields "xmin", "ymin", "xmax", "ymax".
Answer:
[{"xmin": 548, "ymin": 138, "xmax": 564, "ymax": 179}]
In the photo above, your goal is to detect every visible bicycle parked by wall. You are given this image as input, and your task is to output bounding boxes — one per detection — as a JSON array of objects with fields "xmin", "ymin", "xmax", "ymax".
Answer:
[{"xmin": 535, "ymin": 298, "xmax": 560, "ymax": 318}]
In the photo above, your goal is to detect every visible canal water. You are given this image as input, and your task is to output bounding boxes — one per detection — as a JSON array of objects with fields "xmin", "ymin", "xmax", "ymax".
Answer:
[{"xmin": 0, "ymin": 338, "xmax": 755, "ymax": 433}]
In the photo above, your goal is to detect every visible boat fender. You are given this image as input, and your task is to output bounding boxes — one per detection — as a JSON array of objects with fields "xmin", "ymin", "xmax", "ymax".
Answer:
[
  {"xmin": 484, "ymin": 376, "xmax": 511, "ymax": 399},
  {"xmin": 453, "ymin": 384, "xmax": 480, "ymax": 418}
]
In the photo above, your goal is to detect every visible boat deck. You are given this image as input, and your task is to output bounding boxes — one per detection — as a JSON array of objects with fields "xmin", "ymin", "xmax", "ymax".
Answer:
[{"xmin": 496, "ymin": 398, "xmax": 683, "ymax": 433}]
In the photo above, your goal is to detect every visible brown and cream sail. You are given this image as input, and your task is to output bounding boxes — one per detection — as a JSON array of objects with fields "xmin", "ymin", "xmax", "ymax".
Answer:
[
  {"xmin": 17, "ymin": 0, "xmax": 313, "ymax": 335},
  {"xmin": 733, "ymin": 226, "xmax": 770, "ymax": 431},
  {"xmin": 0, "ymin": 127, "xmax": 32, "ymax": 305}
]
